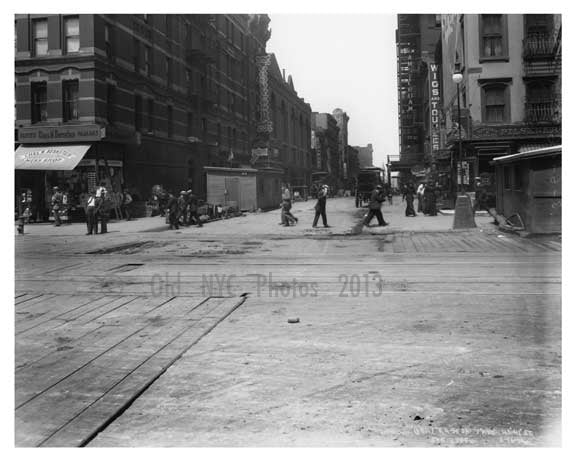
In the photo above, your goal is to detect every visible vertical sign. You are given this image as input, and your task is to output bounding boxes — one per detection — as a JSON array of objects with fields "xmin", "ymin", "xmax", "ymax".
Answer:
[{"xmin": 429, "ymin": 63, "xmax": 442, "ymax": 154}]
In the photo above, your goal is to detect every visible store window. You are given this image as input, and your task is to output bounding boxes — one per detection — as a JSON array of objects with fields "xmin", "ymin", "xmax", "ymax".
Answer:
[
  {"xmin": 64, "ymin": 16, "xmax": 80, "ymax": 54},
  {"xmin": 33, "ymin": 19, "xmax": 48, "ymax": 56},
  {"xmin": 31, "ymin": 81, "xmax": 47, "ymax": 123},
  {"xmin": 479, "ymin": 14, "xmax": 508, "ymax": 60},
  {"xmin": 62, "ymin": 79, "xmax": 79, "ymax": 122},
  {"xmin": 482, "ymin": 84, "xmax": 509, "ymax": 123}
]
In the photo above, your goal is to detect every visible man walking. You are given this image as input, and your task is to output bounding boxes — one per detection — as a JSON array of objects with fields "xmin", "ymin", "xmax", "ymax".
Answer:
[
  {"xmin": 364, "ymin": 184, "xmax": 388, "ymax": 227},
  {"xmin": 312, "ymin": 184, "xmax": 329, "ymax": 228}
]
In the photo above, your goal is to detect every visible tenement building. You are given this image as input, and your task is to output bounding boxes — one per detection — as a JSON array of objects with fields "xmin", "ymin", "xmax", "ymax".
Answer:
[
  {"xmin": 441, "ymin": 14, "xmax": 561, "ymax": 201},
  {"xmin": 15, "ymin": 14, "xmax": 272, "ymax": 220}
]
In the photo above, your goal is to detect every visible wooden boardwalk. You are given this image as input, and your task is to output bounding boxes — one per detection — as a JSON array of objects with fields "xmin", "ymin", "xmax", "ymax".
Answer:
[{"xmin": 15, "ymin": 293, "xmax": 246, "ymax": 447}]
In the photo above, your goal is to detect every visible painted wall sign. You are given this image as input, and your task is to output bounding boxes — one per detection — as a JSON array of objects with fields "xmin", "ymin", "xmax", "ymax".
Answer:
[{"xmin": 17, "ymin": 125, "xmax": 104, "ymax": 143}]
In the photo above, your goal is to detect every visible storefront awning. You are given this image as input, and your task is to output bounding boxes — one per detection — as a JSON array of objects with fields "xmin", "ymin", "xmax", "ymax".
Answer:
[{"xmin": 15, "ymin": 144, "xmax": 92, "ymax": 170}]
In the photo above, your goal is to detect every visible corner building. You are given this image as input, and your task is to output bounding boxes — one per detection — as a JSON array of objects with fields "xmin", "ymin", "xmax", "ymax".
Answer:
[{"xmin": 15, "ymin": 14, "xmax": 270, "ymax": 219}]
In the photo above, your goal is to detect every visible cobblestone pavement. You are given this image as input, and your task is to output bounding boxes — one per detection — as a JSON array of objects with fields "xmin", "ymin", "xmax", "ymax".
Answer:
[{"xmin": 14, "ymin": 197, "xmax": 561, "ymax": 447}]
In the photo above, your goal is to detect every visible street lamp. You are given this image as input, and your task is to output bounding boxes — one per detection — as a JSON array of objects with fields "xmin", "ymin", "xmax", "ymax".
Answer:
[
  {"xmin": 451, "ymin": 63, "xmax": 475, "ymax": 229},
  {"xmin": 452, "ymin": 66, "xmax": 463, "ymax": 195}
]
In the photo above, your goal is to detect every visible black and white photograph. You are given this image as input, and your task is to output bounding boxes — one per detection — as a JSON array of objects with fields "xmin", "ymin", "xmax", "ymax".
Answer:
[{"xmin": 7, "ymin": 1, "xmax": 570, "ymax": 453}]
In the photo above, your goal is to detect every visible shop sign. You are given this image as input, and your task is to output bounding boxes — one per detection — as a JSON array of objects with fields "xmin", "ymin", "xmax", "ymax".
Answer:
[
  {"xmin": 18, "ymin": 125, "xmax": 104, "ymax": 144},
  {"xmin": 429, "ymin": 63, "xmax": 442, "ymax": 153}
]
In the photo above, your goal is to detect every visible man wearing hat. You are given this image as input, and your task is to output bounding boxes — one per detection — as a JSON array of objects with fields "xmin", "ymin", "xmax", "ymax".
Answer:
[
  {"xmin": 312, "ymin": 184, "xmax": 329, "ymax": 228},
  {"xmin": 51, "ymin": 186, "xmax": 63, "ymax": 227},
  {"xmin": 364, "ymin": 184, "xmax": 388, "ymax": 227}
]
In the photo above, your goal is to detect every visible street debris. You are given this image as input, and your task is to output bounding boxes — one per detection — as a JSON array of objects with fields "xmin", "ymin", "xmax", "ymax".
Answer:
[{"xmin": 288, "ymin": 318, "xmax": 300, "ymax": 324}]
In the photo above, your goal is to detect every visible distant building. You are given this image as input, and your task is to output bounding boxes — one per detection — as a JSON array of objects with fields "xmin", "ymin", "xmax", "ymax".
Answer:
[
  {"xmin": 332, "ymin": 108, "xmax": 350, "ymax": 188},
  {"xmin": 311, "ymin": 112, "xmax": 340, "ymax": 189},
  {"xmin": 354, "ymin": 144, "xmax": 374, "ymax": 168}
]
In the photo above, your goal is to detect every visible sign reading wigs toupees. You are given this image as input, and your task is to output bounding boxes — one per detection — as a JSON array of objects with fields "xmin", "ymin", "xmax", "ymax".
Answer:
[{"xmin": 429, "ymin": 63, "xmax": 442, "ymax": 154}]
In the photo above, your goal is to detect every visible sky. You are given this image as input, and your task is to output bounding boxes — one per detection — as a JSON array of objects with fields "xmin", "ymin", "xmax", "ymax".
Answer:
[{"xmin": 266, "ymin": 14, "xmax": 399, "ymax": 168}]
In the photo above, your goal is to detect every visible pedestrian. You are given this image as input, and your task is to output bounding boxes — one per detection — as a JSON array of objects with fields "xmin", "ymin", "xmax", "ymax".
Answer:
[
  {"xmin": 403, "ymin": 183, "xmax": 417, "ymax": 217},
  {"xmin": 312, "ymin": 184, "xmax": 329, "ymax": 228},
  {"xmin": 387, "ymin": 185, "xmax": 393, "ymax": 206},
  {"xmin": 364, "ymin": 184, "xmax": 388, "ymax": 227},
  {"xmin": 417, "ymin": 183, "xmax": 425, "ymax": 213},
  {"xmin": 177, "ymin": 191, "xmax": 187, "ymax": 227},
  {"xmin": 51, "ymin": 186, "xmax": 63, "ymax": 226},
  {"xmin": 85, "ymin": 191, "xmax": 98, "ymax": 235},
  {"xmin": 424, "ymin": 182, "xmax": 437, "ymax": 216},
  {"xmin": 166, "ymin": 193, "xmax": 180, "ymax": 230},
  {"xmin": 186, "ymin": 191, "xmax": 203, "ymax": 227},
  {"xmin": 280, "ymin": 199, "xmax": 298, "ymax": 226},
  {"xmin": 97, "ymin": 187, "xmax": 110, "ymax": 233},
  {"xmin": 122, "ymin": 189, "xmax": 133, "ymax": 221}
]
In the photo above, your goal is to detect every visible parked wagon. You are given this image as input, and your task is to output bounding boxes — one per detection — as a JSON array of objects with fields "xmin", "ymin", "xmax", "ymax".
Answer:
[{"xmin": 355, "ymin": 167, "xmax": 385, "ymax": 207}]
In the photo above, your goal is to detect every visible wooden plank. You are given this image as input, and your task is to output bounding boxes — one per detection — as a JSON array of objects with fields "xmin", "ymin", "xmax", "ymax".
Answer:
[
  {"xmin": 38, "ymin": 297, "xmax": 246, "ymax": 447},
  {"xmin": 16, "ymin": 296, "xmax": 120, "ymax": 335}
]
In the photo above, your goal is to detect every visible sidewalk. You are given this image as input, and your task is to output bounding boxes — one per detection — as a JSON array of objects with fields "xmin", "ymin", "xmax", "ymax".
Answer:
[
  {"xmin": 362, "ymin": 199, "xmax": 494, "ymax": 234},
  {"xmin": 15, "ymin": 197, "xmax": 495, "ymax": 238}
]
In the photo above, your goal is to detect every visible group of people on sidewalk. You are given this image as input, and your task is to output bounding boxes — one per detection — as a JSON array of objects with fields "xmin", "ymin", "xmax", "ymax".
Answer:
[
  {"xmin": 83, "ymin": 182, "xmax": 112, "ymax": 235},
  {"xmin": 165, "ymin": 190, "xmax": 204, "ymax": 230},
  {"xmin": 402, "ymin": 182, "xmax": 438, "ymax": 217}
]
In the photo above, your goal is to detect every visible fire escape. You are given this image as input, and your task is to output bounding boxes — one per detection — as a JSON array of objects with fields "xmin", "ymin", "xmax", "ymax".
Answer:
[{"xmin": 522, "ymin": 18, "xmax": 561, "ymax": 126}]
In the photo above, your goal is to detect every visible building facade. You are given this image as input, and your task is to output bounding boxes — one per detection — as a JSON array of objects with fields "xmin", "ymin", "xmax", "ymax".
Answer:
[
  {"xmin": 15, "ymin": 14, "xmax": 271, "ymax": 219},
  {"xmin": 354, "ymin": 144, "xmax": 374, "ymax": 168},
  {"xmin": 253, "ymin": 53, "xmax": 312, "ymax": 189},
  {"xmin": 441, "ymin": 14, "xmax": 562, "ymax": 198},
  {"xmin": 395, "ymin": 14, "xmax": 442, "ymax": 184},
  {"xmin": 311, "ymin": 112, "xmax": 340, "ymax": 190},
  {"xmin": 332, "ymin": 108, "xmax": 350, "ymax": 188}
]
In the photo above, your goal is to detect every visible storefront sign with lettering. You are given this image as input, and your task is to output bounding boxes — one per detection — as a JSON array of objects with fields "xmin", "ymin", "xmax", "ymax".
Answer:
[{"xmin": 18, "ymin": 125, "xmax": 104, "ymax": 143}]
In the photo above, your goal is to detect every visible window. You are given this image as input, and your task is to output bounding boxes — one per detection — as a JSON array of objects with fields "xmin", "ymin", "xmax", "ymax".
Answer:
[
  {"xmin": 104, "ymin": 24, "xmax": 112, "ymax": 58},
  {"xmin": 187, "ymin": 112, "xmax": 193, "ymax": 137},
  {"xmin": 62, "ymin": 79, "xmax": 79, "ymax": 122},
  {"xmin": 133, "ymin": 37, "xmax": 140, "ymax": 71},
  {"xmin": 504, "ymin": 166, "xmax": 512, "ymax": 190},
  {"xmin": 33, "ymin": 19, "xmax": 48, "ymax": 56},
  {"xmin": 514, "ymin": 164, "xmax": 523, "ymax": 191},
  {"xmin": 148, "ymin": 98, "xmax": 154, "ymax": 132},
  {"xmin": 106, "ymin": 84, "xmax": 115, "ymax": 124},
  {"xmin": 134, "ymin": 94, "xmax": 142, "ymax": 131},
  {"xmin": 167, "ymin": 105, "xmax": 173, "ymax": 137},
  {"xmin": 481, "ymin": 83, "xmax": 510, "ymax": 123},
  {"xmin": 202, "ymin": 117, "xmax": 207, "ymax": 139},
  {"xmin": 144, "ymin": 46, "xmax": 151, "ymax": 75},
  {"xmin": 166, "ymin": 57, "xmax": 171, "ymax": 86},
  {"xmin": 64, "ymin": 17, "xmax": 80, "ymax": 54},
  {"xmin": 480, "ymin": 14, "xmax": 507, "ymax": 59},
  {"xmin": 31, "ymin": 81, "xmax": 47, "ymax": 123}
]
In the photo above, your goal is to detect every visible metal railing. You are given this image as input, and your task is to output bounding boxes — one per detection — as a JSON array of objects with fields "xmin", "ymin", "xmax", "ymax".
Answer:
[{"xmin": 524, "ymin": 98, "xmax": 561, "ymax": 123}]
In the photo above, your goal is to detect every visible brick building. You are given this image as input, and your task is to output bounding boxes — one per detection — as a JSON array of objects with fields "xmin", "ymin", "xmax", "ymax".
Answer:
[{"xmin": 15, "ymin": 14, "xmax": 271, "ymax": 220}]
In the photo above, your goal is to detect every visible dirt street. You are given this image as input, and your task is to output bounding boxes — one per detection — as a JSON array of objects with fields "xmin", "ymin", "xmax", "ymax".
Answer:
[{"xmin": 14, "ymin": 197, "xmax": 561, "ymax": 447}]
